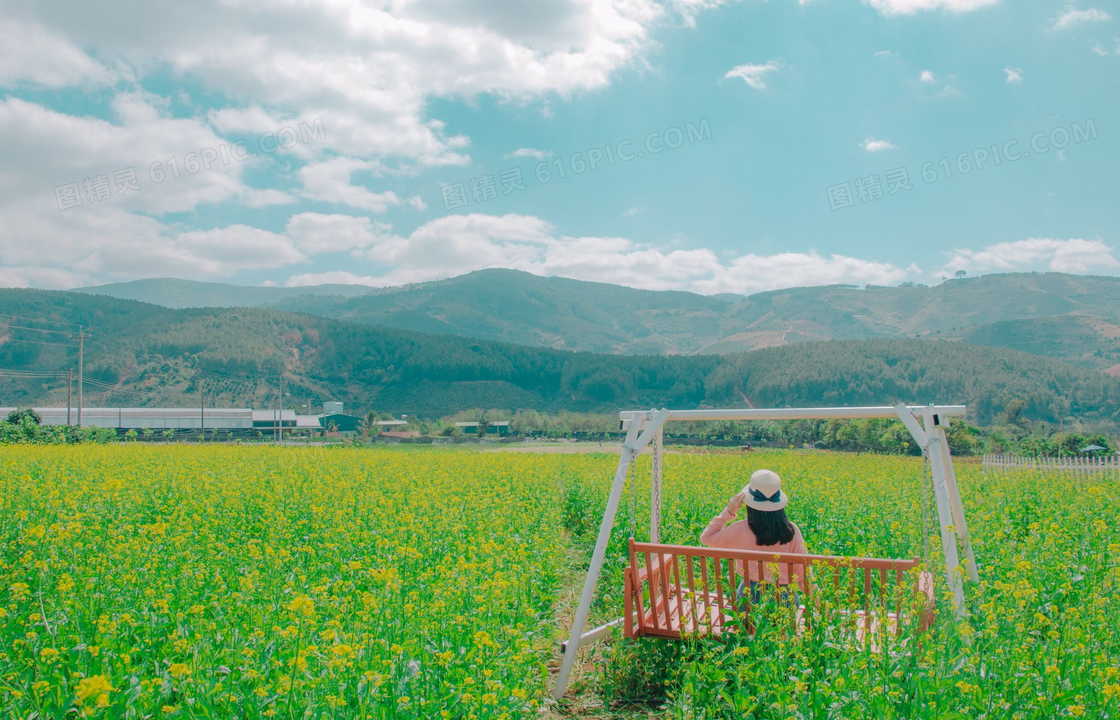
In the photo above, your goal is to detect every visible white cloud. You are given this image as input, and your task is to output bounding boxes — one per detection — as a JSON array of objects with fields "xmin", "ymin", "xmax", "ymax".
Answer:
[
  {"xmin": 286, "ymin": 271, "xmax": 381, "ymax": 287},
  {"xmin": 864, "ymin": 0, "xmax": 999, "ymax": 15},
  {"xmin": 1003, "ymin": 67, "xmax": 1023, "ymax": 84},
  {"xmin": 279, "ymin": 213, "xmax": 913, "ymax": 294},
  {"xmin": 285, "ymin": 213, "xmax": 394, "ymax": 255},
  {"xmin": 724, "ymin": 60, "xmax": 782, "ymax": 90},
  {"xmin": 1053, "ymin": 7, "xmax": 1112, "ymax": 30},
  {"xmin": 298, "ymin": 157, "xmax": 401, "ymax": 213},
  {"xmin": 0, "ymin": 17, "xmax": 115, "ymax": 88},
  {"xmin": 874, "ymin": 50, "xmax": 895, "ymax": 57},
  {"xmin": 919, "ymin": 70, "xmax": 936, "ymax": 84},
  {"xmin": 942, "ymin": 238, "xmax": 1120, "ymax": 276},
  {"xmin": 8, "ymin": 0, "xmax": 679, "ymax": 166},
  {"xmin": 0, "ymin": 95, "xmax": 247, "ymax": 215},
  {"xmin": 506, "ymin": 148, "xmax": 554, "ymax": 160},
  {"xmin": 0, "ymin": 265, "xmax": 84, "ymax": 290},
  {"xmin": 862, "ymin": 138, "xmax": 897, "ymax": 152},
  {"xmin": 174, "ymin": 226, "xmax": 305, "ymax": 273},
  {"xmin": 671, "ymin": 0, "xmax": 739, "ymax": 27}
]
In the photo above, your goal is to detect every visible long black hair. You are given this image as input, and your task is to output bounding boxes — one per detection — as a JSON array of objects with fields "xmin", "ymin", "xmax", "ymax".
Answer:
[{"xmin": 747, "ymin": 507, "xmax": 796, "ymax": 546}]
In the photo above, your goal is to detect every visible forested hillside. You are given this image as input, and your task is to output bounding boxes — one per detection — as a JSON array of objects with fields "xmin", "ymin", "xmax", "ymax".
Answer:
[
  {"xmin": 77, "ymin": 270, "xmax": 1120, "ymax": 368},
  {"xmin": 3, "ymin": 289, "xmax": 1119, "ymax": 426}
]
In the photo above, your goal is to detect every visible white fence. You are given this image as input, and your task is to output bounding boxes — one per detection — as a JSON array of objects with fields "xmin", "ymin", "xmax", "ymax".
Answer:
[{"xmin": 982, "ymin": 453, "xmax": 1119, "ymax": 475}]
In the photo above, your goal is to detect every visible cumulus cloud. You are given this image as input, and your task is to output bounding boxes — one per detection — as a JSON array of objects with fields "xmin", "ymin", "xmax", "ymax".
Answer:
[
  {"xmin": 0, "ymin": 95, "xmax": 247, "ymax": 215},
  {"xmin": 0, "ymin": 94, "xmax": 301, "ymax": 287},
  {"xmin": 724, "ymin": 60, "xmax": 782, "ymax": 90},
  {"xmin": 919, "ymin": 70, "xmax": 937, "ymax": 84},
  {"xmin": 506, "ymin": 148, "xmax": 553, "ymax": 160},
  {"xmin": 0, "ymin": 17, "xmax": 115, "ymax": 88},
  {"xmin": 862, "ymin": 138, "xmax": 897, "ymax": 152},
  {"xmin": 280, "ymin": 213, "xmax": 912, "ymax": 294},
  {"xmin": 6, "ymin": 0, "xmax": 678, "ymax": 166},
  {"xmin": 4, "ymin": 0, "xmax": 736, "ymax": 288},
  {"xmin": 1003, "ymin": 67, "xmax": 1023, "ymax": 84},
  {"xmin": 298, "ymin": 158, "xmax": 401, "ymax": 213},
  {"xmin": 285, "ymin": 213, "xmax": 394, "ymax": 255},
  {"xmin": 1053, "ymin": 7, "xmax": 1112, "ymax": 30},
  {"xmin": 864, "ymin": 0, "xmax": 999, "ymax": 15},
  {"xmin": 942, "ymin": 238, "xmax": 1120, "ymax": 276}
]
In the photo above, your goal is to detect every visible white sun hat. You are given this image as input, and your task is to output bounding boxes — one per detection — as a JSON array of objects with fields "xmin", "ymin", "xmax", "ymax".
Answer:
[{"xmin": 741, "ymin": 469, "xmax": 788, "ymax": 511}]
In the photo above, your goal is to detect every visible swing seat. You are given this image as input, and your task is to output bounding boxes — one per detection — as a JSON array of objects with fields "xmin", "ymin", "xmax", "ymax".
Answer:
[{"xmin": 623, "ymin": 540, "xmax": 934, "ymax": 649}]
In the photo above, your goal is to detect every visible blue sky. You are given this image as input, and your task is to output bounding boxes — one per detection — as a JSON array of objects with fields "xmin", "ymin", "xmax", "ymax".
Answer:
[{"xmin": 1, "ymin": 0, "xmax": 1117, "ymax": 294}]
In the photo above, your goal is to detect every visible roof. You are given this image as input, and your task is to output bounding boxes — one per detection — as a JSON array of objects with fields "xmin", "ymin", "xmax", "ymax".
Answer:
[
  {"xmin": 454, "ymin": 420, "xmax": 510, "ymax": 427},
  {"xmin": 375, "ymin": 419, "xmax": 408, "ymax": 426},
  {"xmin": 252, "ymin": 409, "xmax": 297, "ymax": 421},
  {"xmin": 295, "ymin": 415, "xmax": 323, "ymax": 428},
  {"xmin": 2, "ymin": 407, "xmax": 251, "ymax": 417}
]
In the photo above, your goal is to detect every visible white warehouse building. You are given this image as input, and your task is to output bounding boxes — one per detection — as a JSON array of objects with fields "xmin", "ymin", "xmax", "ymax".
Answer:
[{"xmin": 1, "ymin": 407, "xmax": 253, "ymax": 430}]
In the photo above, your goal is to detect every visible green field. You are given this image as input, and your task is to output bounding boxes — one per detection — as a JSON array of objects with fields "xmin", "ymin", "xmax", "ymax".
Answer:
[{"xmin": 1, "ymin": 446, "xmax": 1117, "ymax": 719}]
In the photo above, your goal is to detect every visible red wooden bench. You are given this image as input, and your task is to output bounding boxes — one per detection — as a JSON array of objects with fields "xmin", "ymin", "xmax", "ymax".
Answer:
[{"xmin": 624, "ymin": 539, "xmax": 934, "ymax": 649}]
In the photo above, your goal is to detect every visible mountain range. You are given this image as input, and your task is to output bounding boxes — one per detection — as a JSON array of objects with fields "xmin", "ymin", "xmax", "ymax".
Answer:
[
  {"xmin": 77, "ymin": 270, "xmax": 1120, "ymax": 373},
  {"xmin": 3, "ymin": 279, "xmax": 1120, "ymax": 427}
]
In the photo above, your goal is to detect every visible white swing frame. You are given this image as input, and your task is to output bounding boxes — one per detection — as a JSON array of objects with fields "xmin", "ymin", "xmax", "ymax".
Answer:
[{"xmin": 552, "ymin": 403, "xmax": 979, "ymax": 698}]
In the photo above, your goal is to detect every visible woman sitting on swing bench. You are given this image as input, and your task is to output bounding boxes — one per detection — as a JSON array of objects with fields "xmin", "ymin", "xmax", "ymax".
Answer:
[{"xmin": 700, "ymin": 469, "xmax": 808, "ymax": 606}]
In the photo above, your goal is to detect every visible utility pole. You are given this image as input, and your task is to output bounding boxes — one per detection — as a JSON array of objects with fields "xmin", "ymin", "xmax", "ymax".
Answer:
[
  {"xmin": 200, "ymin": 382, "xmax": 205, "ymax": 442},
  {"xmin": 66, "ymin": 369, "xmax": 72, "ymax": 426},
  {"xmin": 76, "ymin": 327, "xmax": 85, "ymax": 428},
  {"xmin": 279, "ymin": 374, "xmax": 286, "ymax": 444}
]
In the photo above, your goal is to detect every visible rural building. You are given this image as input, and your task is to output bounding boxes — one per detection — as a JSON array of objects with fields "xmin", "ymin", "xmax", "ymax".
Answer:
[
  {"xmin": 454, "ymin": 420, "xmax": 511, "ymax": 436},
  {"xmin": 320, "ymin": 413, "xmax": 361, "ymax": 433},
  {"xmin": 252, "ymin": 409, "xmax": 296, "ymax": 430},
  {"xmin": 0, "ymin": 407, "xmax": 253, "ymax": 430}
]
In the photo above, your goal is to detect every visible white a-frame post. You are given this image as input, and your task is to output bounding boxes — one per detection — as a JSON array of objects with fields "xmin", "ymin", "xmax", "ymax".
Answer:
[
  {"xmin": 552, "ymin": 404, "xmax": 976, "ymax": 698},
  {"xmin": 893, "ymin": 403, "xmax": 979, "ymax": 612},
  {"xmin": 553, "ymin": 409, "xmax": 669, "ymax": 698}
]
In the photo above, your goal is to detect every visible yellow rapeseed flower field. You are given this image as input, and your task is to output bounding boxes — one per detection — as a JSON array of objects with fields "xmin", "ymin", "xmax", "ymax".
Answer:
[{"xmin": 0, "ymin": 445, "xmax": 1117, "ymax": 719}]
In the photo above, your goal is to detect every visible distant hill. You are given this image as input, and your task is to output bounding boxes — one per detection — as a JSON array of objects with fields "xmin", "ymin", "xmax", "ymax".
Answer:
[
  {"xmin": 73, "ymin": 270, "xmax": 1120, "ymax": 369},
  {"xmin": 74, "ymin": 277, "xmax": 373, "ymax": 308},
  {"xmin": 2, "ymin": 288, "xmax": 1118, "ymax": 426}
]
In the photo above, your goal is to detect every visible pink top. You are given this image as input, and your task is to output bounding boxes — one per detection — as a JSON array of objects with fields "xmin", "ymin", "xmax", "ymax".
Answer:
[{"xmin": 700, "ymin": 507, "xmax": 808, "ymax": 584}]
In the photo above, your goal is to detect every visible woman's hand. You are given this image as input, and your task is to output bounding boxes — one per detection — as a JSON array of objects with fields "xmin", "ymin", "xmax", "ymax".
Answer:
[{"xmin": 724, "ymin": 492, "xmax": 744, "ymax": 516}]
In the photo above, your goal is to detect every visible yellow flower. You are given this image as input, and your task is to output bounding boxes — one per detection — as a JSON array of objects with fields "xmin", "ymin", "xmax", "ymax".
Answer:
[
  {"xmin": 1068, "ymin": 705, "xmax": 1085, "ymax": 717},
  {"xmin": 39, "ymin": 647, "xmax": 60, "ymax": 662},
  {"xmin": 285, "ymin": 594, "xmax": 315, "ymax": 618},
  {"xmin": 75, "ymin": 675, "xmax": 114, "ymax": 703},
  {"xmin": 168, "ymin": 663, "xmax": 191, "ymax": 679}
]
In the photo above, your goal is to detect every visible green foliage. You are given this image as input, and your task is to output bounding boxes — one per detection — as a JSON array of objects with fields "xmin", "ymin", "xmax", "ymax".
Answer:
[
  {"xmin": 4, "ymin": 288, "xmax": 1120, "ymax": 428},
  {"xmin": 96, "ymin": 270, "xmax": 1120, "ymax": 369},
  {"xmin": 5, "ymin": 408, "xmax": 40, "ymax": 425},
  {"xmin": 596, "ymin": 638, "xmax": 690, "ymax": 707},
  {"xmin": 0, "ymin": 419, "xmax": 115, "ymax": 444}
]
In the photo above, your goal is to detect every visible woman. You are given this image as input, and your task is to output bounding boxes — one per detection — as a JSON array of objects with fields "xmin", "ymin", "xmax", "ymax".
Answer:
[{"xmin": 700, "ymin": 469, "xmax": 808, "ymax": 604}]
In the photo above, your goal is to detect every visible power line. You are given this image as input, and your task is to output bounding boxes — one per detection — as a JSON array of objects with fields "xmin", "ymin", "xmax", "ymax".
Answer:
[
  {"xmin": 0, "ymin": 324, "xmax": 76, "ymax": 337},
  {"xmin": 0, "ymin": 337, "xmax": 77, "ymax": 348},
  {"xmin": 0, "ymin": 313, "xmax": 87, "ymax": 330},
  {"xmin": 0, "ymin": 372, "xmax": 69, "ymax": 378}
]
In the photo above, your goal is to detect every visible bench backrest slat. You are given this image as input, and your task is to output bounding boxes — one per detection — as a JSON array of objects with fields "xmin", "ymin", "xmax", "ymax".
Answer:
[{"xmin": 625, "ymin": 539, "xmax": 929, "ymax": 639}]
